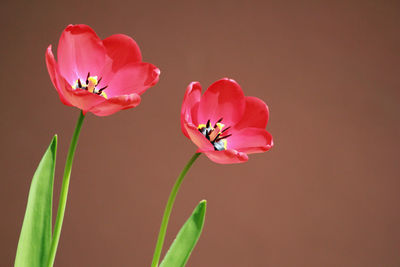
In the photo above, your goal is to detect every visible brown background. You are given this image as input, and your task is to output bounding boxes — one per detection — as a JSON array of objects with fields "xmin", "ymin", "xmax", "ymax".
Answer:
[{"xmin": 1, "ymin": 0, "xmax": 400, "ymax": 266}]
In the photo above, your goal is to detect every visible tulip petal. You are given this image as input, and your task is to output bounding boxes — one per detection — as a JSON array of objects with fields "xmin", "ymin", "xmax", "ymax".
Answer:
[
  {"xmin": 197, "ymin": 78, "xmax": 245, "ymax": 126},
  {"xmin": 183, "ymin": 122, "xmax": 214, "ymax": 151},
  {"xmin": 46, "ymin": 46, "xmax": 106, "ymax": 112},
  {"xmin": 61, "ymin": 83, "xmax": 107, "ymax": 114},
  {"xmin": 105, "ymin": 62, "xmax": 160, "ymax": 97},
  {"xmin": 103, "ymin": 34, "xmax": 142, "ymax": 71},
  {"xmin": 203, "ymin": 149, "xmax": 248, "ymax": 164},
  {"xmin": 228, "ymin": 128, "xmax": 273, "ymax": 154},
  {"xmin": 57, "ymin": 24, "xmax": 106, "ymax": 84},
  {"xmin": 88, "ymin": 93, "xmax": 141, "ymax": 116},
  {"xmin": 181, "ymin": 82, "xmax": 202, "ymax": 138},
  {"xmin": 45, "ymin": 46, "xmax": 72, "ymax": 106},
  {"xmin": 234, "ymin": 96, "xmax": 269, "ymax": 130}
]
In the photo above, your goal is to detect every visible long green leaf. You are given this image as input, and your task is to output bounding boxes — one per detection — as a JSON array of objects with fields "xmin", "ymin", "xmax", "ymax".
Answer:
[
  {"xmin": 160, "ymin": 200, "xmax": 207, "ymax": 267},
  {"xmin": 15, "ymin": 136, "xmax": 57, "ymax": 267}
]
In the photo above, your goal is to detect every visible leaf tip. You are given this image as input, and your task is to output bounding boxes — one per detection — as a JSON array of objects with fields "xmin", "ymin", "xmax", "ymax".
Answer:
[
  {"xmin": 199, "ymin": 200, "xmax": 207, "ymax": 208},
  {"xmin": 50, "ymin": 135, "xmax": 58, "ymax": 151},
  {"xmin": 194, "ymin": 200, "xmax": 207, "ymax": 224}
]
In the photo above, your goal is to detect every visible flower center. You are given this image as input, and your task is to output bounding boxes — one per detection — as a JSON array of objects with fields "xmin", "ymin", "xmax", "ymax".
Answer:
[
  {"xmin": 72, "ymin": 72, "xmax": 108, "ymax": 98},
  {"xmin": 198, "ymin": 118, "xmax": 232, "ymax": 151}
]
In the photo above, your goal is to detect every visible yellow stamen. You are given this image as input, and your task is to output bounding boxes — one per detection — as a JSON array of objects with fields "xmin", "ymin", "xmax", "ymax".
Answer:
[
  {"xmin": 216, "ymin": 122, "xmax": 225, "ymax": 131},
  {"xmin": 72, "ymin": 81, "xmax": 78, "ymax": 90},
  {"xmin": 87, "ymin": 76, "xmax": 98, "ymax": 93},
  {"xmin": 222, "ymin": 139, "xmax": 227, "ymax": 150},
  {"xmin": 101, "ymin": 91, "xmax": 108, "ymax": 99}
]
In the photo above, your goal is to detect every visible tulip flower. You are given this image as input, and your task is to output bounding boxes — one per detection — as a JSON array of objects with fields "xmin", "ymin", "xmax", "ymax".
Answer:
[
  {"xmin": 150, "ymin": 78, "xmax": 273, "ymax": 267},
  {"xmin": 181, "ymin": 78, "xmax": 273, "ymax": 164},
  {"xmin": 46, "ymin": 24, "xmax": 160, "ymax": 116},
  {"xmin": 38, "ymin": 24, "xmax": 160, "ymax": 267}
]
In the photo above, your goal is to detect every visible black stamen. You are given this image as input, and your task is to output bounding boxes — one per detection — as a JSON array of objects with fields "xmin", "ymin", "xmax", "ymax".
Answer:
[
  {"xmin": 86, "ymin": 72, "xmax": 90, "ymax": 84},
  {"xmin": 214, "ymin": 118, "xmax": 223, "ymax": 128},
  {"xmin": 205, "ymin": 129, "xmax": 211, "ymax": 140},
  {"xmin": 206, "ymin": 119, "xmax": 211, "ymax": 128},
  {"xmin": 97, "ymin": 77, "xmax": 102, "ymax": 85},
  {"xmin": 98, "ymin": 85, "xmax": 108, "ymax": 93},
  {"xmin": 216, "ymin": 134, "xmax": 232, "ymax": 142},
  {"xmin": 221, "ymin": 126, "xmax": 231, "ymax": 133},
  {"xmin": 77, "ymin": 79, "xmax": 82, "ymax": 88}
]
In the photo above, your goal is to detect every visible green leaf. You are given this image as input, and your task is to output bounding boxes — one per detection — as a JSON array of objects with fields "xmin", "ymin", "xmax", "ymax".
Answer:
[
  {"xmin": 160, "ymin": 200, "xmax": 207, "ymax": 267},
  {"xmin": 15, "ymin": 136, "xmax": 57, "ymax": 267}
]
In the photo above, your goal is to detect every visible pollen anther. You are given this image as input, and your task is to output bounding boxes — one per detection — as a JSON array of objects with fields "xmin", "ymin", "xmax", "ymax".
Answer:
[
  {"xmin": 198, "ymin": 117, "xmax": 231, "ymax": 151},
  {"xmin": 72, "ymin": 72, "xmax": 108, "ymax": 99}
]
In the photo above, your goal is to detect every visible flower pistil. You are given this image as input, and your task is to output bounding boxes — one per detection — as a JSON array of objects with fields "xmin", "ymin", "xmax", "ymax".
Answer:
[
  {"xmin": 72, "ymin": 72, "xmax": 108, "ymax": 98},
  {"xmin": 198, "ymin": 118, "xmax": 232, "ymax": 151}
]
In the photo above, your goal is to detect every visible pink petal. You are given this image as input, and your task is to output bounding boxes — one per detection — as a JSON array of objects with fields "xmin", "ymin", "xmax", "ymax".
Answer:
[
  {"xmin": 228, "ymin": 127, "xmax": 273, "ymax": 154},
  {"xmin": 46, "ymin": 45, "xmax": 106, "ymax": 113},
  {"xmin": 103, "ymin": 34, "xmax": 142, "ymax": 71},
  {"xmin": 183, "ymin": 122, "xmax": 214, "ymax": 151},
  {"xmin": 57, "ymin": 24, "xmax": 106, "ymax": 84},
  {"xmin": 181, "ymin": 82, "xmax": 202, "ymax": 138},
  {"xmin": 45, "ymin": 45, "xmax": 72, "ymax": 106},
  {"xmin": 234, "ymin": 96, "xmax": 269, "ymax": 130},
  {"xmin": 105, "ymin": 62, "xmax": 160, "ymax": 97},
  {"xmin": 197, "ymin": 78, "xmax": 245, "ymax": 126},
  {"xmin": 61, "ymin": 82, "xmax": 107, "ymax": 114},
  {"xmin": 203, "ymin": 149, "xmax": 248, "ymax": 164},
  {"xmin": 89, "ymin": 93, "xmax": 141, "ymax": 116},
  {"xmin": 190, "ymin": 102, "xmax": 200, "ymax": 127}
]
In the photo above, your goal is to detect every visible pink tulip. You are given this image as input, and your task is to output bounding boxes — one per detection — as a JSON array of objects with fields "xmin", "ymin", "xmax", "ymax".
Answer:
[
  {"xmin": 46, "ymin": 24, "xmax": 160, "ymax": 116},
  {"xmin": 181, "ymin": 78, "xmax": 273, "ymax": 164}
]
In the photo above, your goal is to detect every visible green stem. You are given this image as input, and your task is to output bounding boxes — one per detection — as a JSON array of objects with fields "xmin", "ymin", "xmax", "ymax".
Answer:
[
  {"xmin": 150, "ymin": 152, "xmax": 201, "ymax": 267},
  {"xmin": 46, "ymin": 111, "xmax": 85, "ymax": 267}
]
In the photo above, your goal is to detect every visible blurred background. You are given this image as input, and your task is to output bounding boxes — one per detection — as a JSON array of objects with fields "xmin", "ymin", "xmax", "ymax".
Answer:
[{"xmin": 1, "ymin": 0, "xmax": 400, "ymax": 266}]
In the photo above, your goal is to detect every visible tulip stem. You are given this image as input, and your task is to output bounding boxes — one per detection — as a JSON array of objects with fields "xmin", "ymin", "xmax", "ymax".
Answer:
[
  {"xmin": 46, "ymin": 111, "xmax": 85, "ymax": 267},
  {"xmin": 150, "ymin": 152, "xmax": 201, "ymax": 267}
]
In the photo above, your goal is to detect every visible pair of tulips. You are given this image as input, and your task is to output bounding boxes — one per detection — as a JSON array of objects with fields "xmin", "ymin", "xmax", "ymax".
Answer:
[
  {"xmin": 17, "ymin": 24, "xmax": 273, "ymax": 267},
  {"xmin": 47, "ymin": 24, "xmax": 273, "ymax": 163}
]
